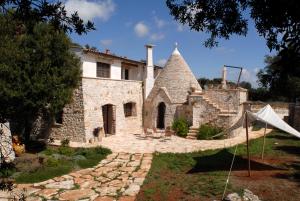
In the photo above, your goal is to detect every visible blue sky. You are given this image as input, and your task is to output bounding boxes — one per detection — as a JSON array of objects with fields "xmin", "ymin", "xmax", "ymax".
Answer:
[{"xmin": 67, "ymin": 0, "xmax": 275, "ymax": 87}]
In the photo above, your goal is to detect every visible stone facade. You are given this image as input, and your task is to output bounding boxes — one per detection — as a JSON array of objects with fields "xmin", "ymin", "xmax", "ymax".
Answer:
[
  {"xmin": 82, "ymin": 77, "xmax": 143, "ymax": 141},
  {"xmin": 48, "ymin": 45, "xmax": 251, "ymax": 143},
  {"xmin": 50, "ymin": 83, "xmax": 86, "ymax": 142}
]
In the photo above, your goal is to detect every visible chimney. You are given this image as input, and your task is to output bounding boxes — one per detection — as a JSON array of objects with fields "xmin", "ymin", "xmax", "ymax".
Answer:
[
  {"xmin": 144, "ymin": 44, "xmax": 155, "ymax": 98},
  {"xmin": 105, "ymin": 49, "xmax": 110, "ymax": 54},
  {"xmin": 222, "ymin": 65, "xmax": 227, "ymax": 89}
]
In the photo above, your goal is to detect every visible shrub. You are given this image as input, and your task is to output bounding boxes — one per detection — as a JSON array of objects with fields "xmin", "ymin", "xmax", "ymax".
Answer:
[
  {"xmin": 61, "ymin": 138, "xmax": 70, "ymax": 147},
  {"xmin": 58, "ymin": 146, "xmax": 74, "ymax": 156},
  {"xmin": 46, "ymin": 157, "xmax": 60, "ymax": 167},
  {"xmin": 172, "ymin": 118, "xmax": 189, "ymax": 137},
  {"xmin": 197, "ymin": 124, "xmax": 222, "ymax": 140}
]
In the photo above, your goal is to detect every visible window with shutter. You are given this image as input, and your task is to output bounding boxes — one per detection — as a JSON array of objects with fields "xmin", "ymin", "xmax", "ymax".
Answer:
[{"xmin": 96, "ymin": 62, "xmax": 110, "ymax": 78}]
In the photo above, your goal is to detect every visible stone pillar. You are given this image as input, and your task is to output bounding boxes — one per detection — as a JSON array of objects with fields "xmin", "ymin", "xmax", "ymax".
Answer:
[
  {"xmin": 222, "ymin": 66, "xmax": 227, "ymax": 89},
  {"xmin": 144, "ymin": 44, "xmax": 155, "ymax": 98},
  {"xmin": 0, "ymin": 122, "xmax": 15, "ymax": 163}
]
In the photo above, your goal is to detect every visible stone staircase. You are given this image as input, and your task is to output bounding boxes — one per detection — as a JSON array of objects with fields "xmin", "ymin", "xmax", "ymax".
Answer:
[
  {"xmin": 186, "ymin": 93, "xmax": 239, "ymax": 140},
  {"xmin": 186, "ymin": 127, "xmax": 198, "ymax": 140},
  {"xmin": 201, "ymin": 94, "xmax": 238, "ymax": 126}
]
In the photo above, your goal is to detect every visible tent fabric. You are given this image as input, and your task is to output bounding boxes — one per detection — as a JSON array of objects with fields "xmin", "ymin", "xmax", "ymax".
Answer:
[{"xmin": 247, "ymin": 104, "xmax": 300, "ymax": 138}]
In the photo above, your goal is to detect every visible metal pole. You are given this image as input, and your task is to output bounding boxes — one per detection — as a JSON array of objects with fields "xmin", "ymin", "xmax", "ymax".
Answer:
[
  {"xmin": 245, "ymin": 112, "xmax": 251, "ymax": 177},
  {"xmin": 237, "ymin": 68, "xmax": 243, "ymax": 87},
  {"xmin": 261, "ymin": 123, "xmax": 268, "ymax": 160}
]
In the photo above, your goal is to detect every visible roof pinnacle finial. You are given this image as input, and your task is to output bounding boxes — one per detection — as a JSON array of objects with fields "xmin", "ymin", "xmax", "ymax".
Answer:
[{"xmin": 172, "ymin": 42, "xmax": 180, "ymax": 55}]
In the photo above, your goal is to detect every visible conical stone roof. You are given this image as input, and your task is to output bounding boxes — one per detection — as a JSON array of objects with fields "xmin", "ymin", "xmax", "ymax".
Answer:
[{"xmin": 148, "ymin": 47, "xmax": 202, "ymax": 103}]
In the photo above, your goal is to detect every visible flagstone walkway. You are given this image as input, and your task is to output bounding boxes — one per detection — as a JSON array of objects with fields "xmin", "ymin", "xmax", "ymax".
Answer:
[
  {"xmin": 1, "ymin": 128, "xmax": 271, "ymax": 201},
  {"xmin": 7, "ymin": 153, "xmax": 152, "ymax": 201},
  {"xmin": 99, "ymin": 128, "xmax": 272, "ymax": 153}
]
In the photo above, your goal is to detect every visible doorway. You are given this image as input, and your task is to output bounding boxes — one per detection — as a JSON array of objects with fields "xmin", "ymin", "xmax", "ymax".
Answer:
[
  {"xmin": 157, "ymin": 102, "xmax": 166, "ymax": 129},
  {"xmin": 102, "ymin": 104, "xmax": 116, "ymax": 135}
]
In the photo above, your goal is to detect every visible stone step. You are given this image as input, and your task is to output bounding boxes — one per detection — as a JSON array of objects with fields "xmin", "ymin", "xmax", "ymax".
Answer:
[
  {"xmin": 187, "ymin": 132, "xmax": 197, "ymax": 136},
  {"xmin": 189, "ymin": 127, "xmax": 198, "ymax": 131},
  {"xmin": 186, "ymin": 136, "xmax": 197, "ymax": 140},
  {"xmin": 218, "ymin": 113, "xmax": 236, "ymax": 117},
  {"xmin": 220, "ymin": 110, "xmax": 238, "ymax": 114}
]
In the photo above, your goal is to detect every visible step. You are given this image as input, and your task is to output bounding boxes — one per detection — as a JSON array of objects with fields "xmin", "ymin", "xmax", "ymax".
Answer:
[
  {"xmin": 220, "ymin": 110, "xmax": 238, "ymax": 114},
  {"xmin": 186, "ymin": 136, "xmax": 197, "ymax": 140},
  {"xmin": 189, "ymin": 128, "xmax": 198, "ymax": 132},
  {"xmin": 187, "ymin": 132, "xmax": 197, "ymax": 136},
  {"xmin": 218, "ymin": 113, "xmax": 236, "ymax": 117}
]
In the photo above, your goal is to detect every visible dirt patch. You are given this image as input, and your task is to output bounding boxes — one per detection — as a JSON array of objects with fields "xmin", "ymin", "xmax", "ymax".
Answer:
[{"xmin": 231, "ymin": 156, "xmax": 300, "ymax": 201}]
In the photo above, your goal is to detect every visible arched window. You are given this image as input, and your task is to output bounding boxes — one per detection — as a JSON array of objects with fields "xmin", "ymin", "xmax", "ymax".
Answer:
[{"xmin": 124, "ymin": 102, "xmax": 137, "ymax": 117}]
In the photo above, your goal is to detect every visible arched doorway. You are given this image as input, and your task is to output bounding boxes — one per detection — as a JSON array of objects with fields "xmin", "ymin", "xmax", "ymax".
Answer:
[
  {"xmin": 157, "ymin": 102, "xmax": 166, "ymax": 129},
  {"xmin": 102, "ymin": 104, "xmax": 116, "ymax": 135}
]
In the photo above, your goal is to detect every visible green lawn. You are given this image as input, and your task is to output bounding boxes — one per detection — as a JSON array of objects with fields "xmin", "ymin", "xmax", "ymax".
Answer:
[
  {"xmin": 137, "ymin": 130, "xmax": 300, "ymax": 201},
  {"xmin": 1, "ymin": 145, "xmax": 111, "ymax": 184}
]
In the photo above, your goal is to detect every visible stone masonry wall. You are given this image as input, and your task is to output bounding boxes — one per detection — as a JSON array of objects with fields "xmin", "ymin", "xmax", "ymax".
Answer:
[
  {"xmin": 50, "ymin": 83, "xmax": 86, "ymax": 142},
  {"xmin": 82, "ymin": 77, "xmax": 143, "ymax": 141},
  {"xmin": 144, "ymin": 90, "xmax": 177, "ymax": 129},
  {"xmin": 204, "ymin": 88, "xmax": 247, "ymax": 111}
]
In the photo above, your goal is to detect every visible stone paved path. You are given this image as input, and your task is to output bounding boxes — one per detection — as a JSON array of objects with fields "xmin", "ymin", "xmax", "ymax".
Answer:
[
  {"xmin": 5, "ymin": 153, "xmax": 152, "ymax": 201},
  {"xmin": 99, "ymin": 128, "xmax": 272, "ymax": 153},
  {"xmin": 0, "ymin": 128, "xmax": 271, "ymax": 201}
]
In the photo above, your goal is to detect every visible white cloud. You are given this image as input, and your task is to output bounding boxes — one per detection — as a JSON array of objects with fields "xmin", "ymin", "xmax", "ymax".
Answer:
[
  {"xmin": 154, "ymin": 16, "xmax": 166, "ymax": 28},
  {"xmin": 65, "ymin": 0, "xmax": 116, "ymax": 22},
  {"xmin": 100, "ymin": 39, "xmax": 112, "ymax": 46},
  {"xmin": 157, "ymin": 59, "xmax": 167, "ymax": 67},
  {"xmin": 134, "ymin": 22, "xmax": 149, "ymax": 37},
  {"xmin": 241, "ymin": 69, "xmax": 258, "ymax": 87},
  {"xmin": 150, "ymin": 33, "xmax": 165, "ymax": 41}
]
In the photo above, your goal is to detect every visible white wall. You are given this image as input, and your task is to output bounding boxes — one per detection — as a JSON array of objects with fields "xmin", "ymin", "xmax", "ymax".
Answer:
[
  {"xmin": 110, "ymin": 61, "xmax": 122, "ymax": 79},
  {"xmin": 81, "ymin": 54, "xmax": 146, "ymax": 81}
]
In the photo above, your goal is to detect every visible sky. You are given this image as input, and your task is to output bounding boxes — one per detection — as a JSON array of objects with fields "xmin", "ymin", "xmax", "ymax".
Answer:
[{"xmin": 67, "ymin": 0, "xmax": 276, "ymax": 87}]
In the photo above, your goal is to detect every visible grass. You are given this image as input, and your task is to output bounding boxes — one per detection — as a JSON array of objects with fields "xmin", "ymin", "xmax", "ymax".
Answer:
[
  {"xmin": 137, "ymin": 130, "xmax": 300, "ymax": 201},
  {"xmin": 5, "ymin": 145, "xmax": 111, "ymax": 184}
]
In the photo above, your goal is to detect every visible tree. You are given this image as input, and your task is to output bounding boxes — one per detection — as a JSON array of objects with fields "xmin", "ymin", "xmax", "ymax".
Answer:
[
  {"xmin": 257, "ymin": 47, "xmax": 300, "ymax": 101},
  {"xmin": 0, "ymin": 13, "xmax": 81, "ymax": 141},
  {"xmin": 198, "ymin": 77, "xmax": 236, "ymax": 88},
  {"xmin": 166, "ymin": 0, "xmax": 300, "ymax": 51},
  {"xmin": 0, "ymin": 0, "xmax": 95, "ymax": 35},
  {"xmin": 239, "ymin": 81, "xmax": 252, "ymax": 90}
]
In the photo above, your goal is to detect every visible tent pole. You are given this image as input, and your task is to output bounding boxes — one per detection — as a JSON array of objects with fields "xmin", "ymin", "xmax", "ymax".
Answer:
[
  {"xmin": 245, "ymin": 112, "xmax": 251, "ymax": 177},
  {"xmin": 261, "ymin": 123, "xmax": 268, "ymax": 160}
]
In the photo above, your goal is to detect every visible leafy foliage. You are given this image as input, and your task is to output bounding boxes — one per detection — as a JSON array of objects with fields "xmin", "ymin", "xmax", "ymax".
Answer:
[
  {"xmin": 0, "ymin": 0, "xmax": 95, "ymax": 35},
  {"xmin": 257, "ymin": 47, "xmax": 300, "ymax": 101},
  {"xmin": 13, "ymin": 146, "xmax": 111, "ymax": 183},
  {"xmin": 197, "ymin": 124, "xmax": 222, "ymax": 140},
  {"xmin": 0, "ymin": 13, "xmax": 81, "ymax": 139},
  {"xmin": 166, "ymin": 0, "xmax": 300, "ymax": 51},
  {"xmin": 198, "ymin": 77, "xmax": 238, "ymax": 89},
  {"xmin": 172, "ymin": 118, "xmax": 189, "ymax": 137}
]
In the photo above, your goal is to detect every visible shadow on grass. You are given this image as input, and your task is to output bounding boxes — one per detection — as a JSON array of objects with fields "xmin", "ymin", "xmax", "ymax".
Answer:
[
  {"xmin": 187, "ymin": 149, "xmax": 282, "ymax": 174},
  {"xmin": 275, "ymin": 145, "xmax": 300, "ymax": 156},
  {"xmin": 266, "ymin": 135, "xmax": 298, "ymax": 140}
]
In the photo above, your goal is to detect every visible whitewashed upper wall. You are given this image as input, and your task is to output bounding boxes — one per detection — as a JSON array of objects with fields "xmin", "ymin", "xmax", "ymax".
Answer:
[{"xmin": 80, "ymin": 53, "xmax": 145, "ymax": 81}]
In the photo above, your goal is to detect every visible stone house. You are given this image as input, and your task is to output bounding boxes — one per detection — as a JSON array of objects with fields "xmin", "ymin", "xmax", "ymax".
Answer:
[{"xmin": 49, "ymin": 44, "xmax": 248, "ymax": 143}]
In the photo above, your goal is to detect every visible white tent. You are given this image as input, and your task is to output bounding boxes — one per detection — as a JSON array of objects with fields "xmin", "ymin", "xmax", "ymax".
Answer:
[{"xmin": 247, "ymin": 104, "xmax": 300, "ymax": 138}]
